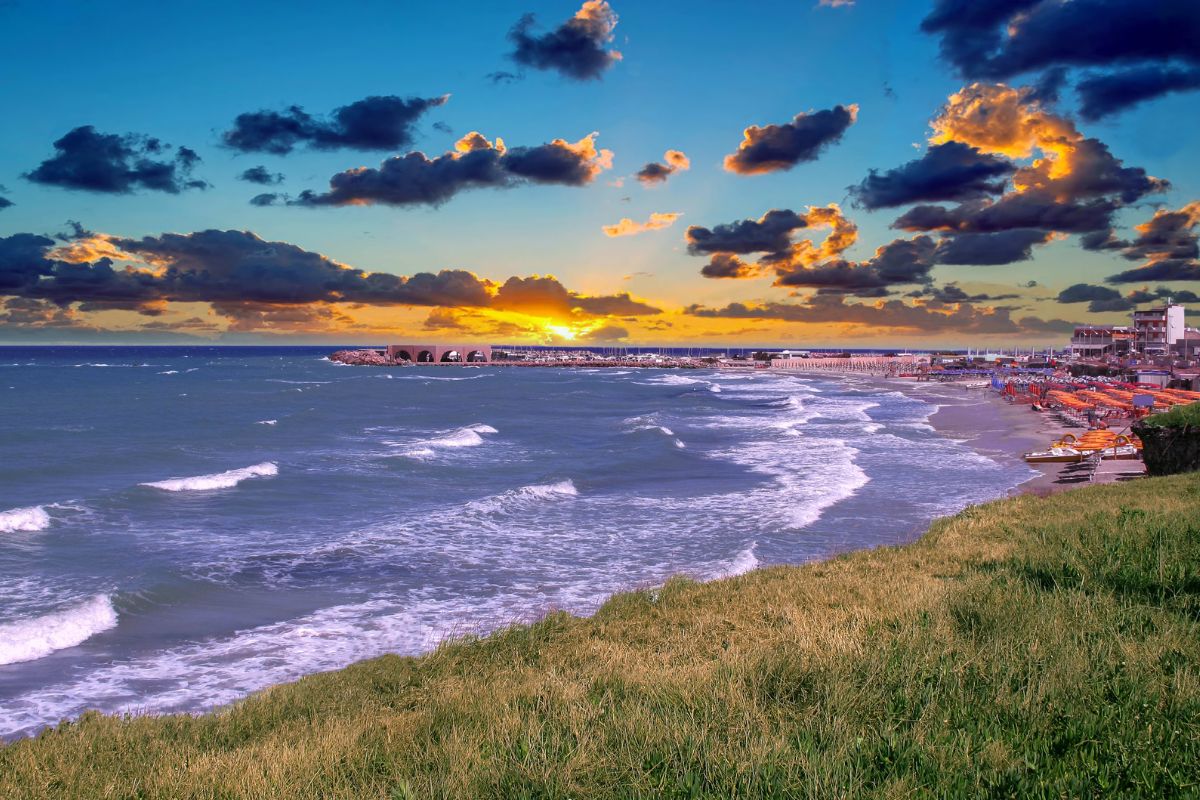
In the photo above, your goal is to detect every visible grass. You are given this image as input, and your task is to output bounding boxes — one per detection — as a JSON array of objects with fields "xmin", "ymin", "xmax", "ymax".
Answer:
[
  {"xmin": 1140, "ymin": 402, "xmax": 1200, "ymax": 429},
  {"xmin": 3, "ymin": 474, "xmax": 1200, "ymax": 798}
]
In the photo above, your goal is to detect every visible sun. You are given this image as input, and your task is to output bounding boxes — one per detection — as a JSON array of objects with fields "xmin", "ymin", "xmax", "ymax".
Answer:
[{"xmin": 545, "ymin": 323, "xmax": 577, "ymax": 340}]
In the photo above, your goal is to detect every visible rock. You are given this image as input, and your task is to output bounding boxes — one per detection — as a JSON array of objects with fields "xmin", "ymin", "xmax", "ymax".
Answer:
[
  {"xmin": 329, "ymin": 349, "xmax": 396, "ymax": 367},
  {"xmin": 1131, "ymin": 421, "xmax": 1200, "ymax": 476}
]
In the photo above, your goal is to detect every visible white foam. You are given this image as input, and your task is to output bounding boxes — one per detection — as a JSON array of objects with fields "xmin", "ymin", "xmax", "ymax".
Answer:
[
  {"xmin": 256, "ymin": 420, "xmax": 277, "ymax": 426},
  {"xmin": 157, "ymin": 370, "xmax": 179, "ymax": 375},
  {"xmin": 711, "ymin": 543, "xmax": 759, "ymax": 579},
  {"xmin": 0, "ymin": 595, "xmax": 117, "ymax": 666},
  {"xmin": 0, "ymin": 506, "xmax": 51, "ymax": 534},
  {"xmin": 466, "ymin": 480, "xmax": 580, "ymax": 514},
  {"xmin": 395, "ymin": 424, "xmax": 497, "ymax": 458},
  {"xmin": 141, "ymin": 462, "xmax": 278, "ymax": 492}
]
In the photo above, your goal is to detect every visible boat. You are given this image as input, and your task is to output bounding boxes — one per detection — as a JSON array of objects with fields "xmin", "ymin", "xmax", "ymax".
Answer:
[{"xmin": 1024, "ymin": 447, "xmax": 1085, "ymax": 463}]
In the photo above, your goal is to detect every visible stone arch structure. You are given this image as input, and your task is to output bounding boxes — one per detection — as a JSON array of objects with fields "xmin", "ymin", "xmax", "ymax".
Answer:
[{"xmin": 387, "ymin": 344, "xmax": 491, "ymax": 364}]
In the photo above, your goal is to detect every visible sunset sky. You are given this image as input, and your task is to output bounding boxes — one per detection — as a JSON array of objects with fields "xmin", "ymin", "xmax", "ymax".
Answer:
[{"xmin": 1, "ymin": 0, "xmax": 1198, "ymax": 346}]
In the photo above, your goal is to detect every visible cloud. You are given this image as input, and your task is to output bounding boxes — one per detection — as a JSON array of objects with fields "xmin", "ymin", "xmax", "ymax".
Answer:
[
  {"xmin": 723, "ymin": 105, "xmax": 857, "ymax": 175},
  {"xmin": 491, "ymin": 275, "xmax": 661, "ymax": 317},
  {"xmin": 579, "ymin": 324, "xmax": 629, "ymax": 342},
  {"xmin": 893, "ymin": 196, "xmax": 1118, "ymax": 234},
  {"xmin": 921, "ymin": 0, "xmax": 1200, "ymax": 81},
  {"xmin": 932, "ymin": 228, "xmax": 1051, "ymax": 265},
  {"xmin": 292, "ymin": 132, "xmax": 613, "ymax": 208},
  {"xmin": 774, "ymin": 235, "xmax": 938, "ymax": 296},
  {"xmin": 238, "ymin": 166, "xmax": 285, "ymax": 185},
  {"xmin": 635, "ymin": 150, "xmax": 690, "ymax": 185},
  {"xmin": 602, "ymin": 211, "xmax": 682, "ymax": 237},
  {"xmin": 1055, "ymin": 283, "xmax": 1133, "ymax": 312},
  {"xmin": 486, "ymin": 71, "xmax": 522, "ymax": 85},
  {"xmin": 222, "ymin": 95, "xmax": 448, "ymax": 155},
  {"xmin": 684, "ymin": 294, "xmax": 1043, "ymax": 335},
  {"xmin": 0, "ymin": 196, "xmax": 11, "ymax": 210},
  {"xmin": 686, "ymin": 209, "xmax": 809, "ymax": 257},
  {"xmin": 1077, "ymin": 65, "xmax": 1200, "ymax": 120},
  {"xmin": 818, "ymin": 0, "xmax": 854, "ymax": 7},
  {"xmin": 849, "ymin": 142, "xmax": 1014, "ymax": 209},
  {"xmin": 250, "ymin": 193, "xmax": 281, "ymax": 207},
  {"xmin": 910, "ymin": 283, "xmax": 1022, "ymax": 304},
  {"xmin": 24, "ymin": 126, "xmax": 207, "ymax": 194},
  {"xmin": 1104, "ymin": 202, "xmax": 1200, "ymax": 284},
  {"xmin": 508, "ymin": 1, "xmax": 622, "ymax": 81},
  {"xmin": 700, "ymin": 253, "xmax": 762, "ymax": 280}
]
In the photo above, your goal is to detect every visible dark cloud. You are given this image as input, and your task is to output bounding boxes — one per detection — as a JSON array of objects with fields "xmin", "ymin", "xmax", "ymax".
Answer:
[
  {"xmin": 686, "ymin": 209, "xmax": 808, "ymax": 257},
  {"xmin": 508, "ymin": 1, "xmax": 621, "ymax": 81},
  {"xmin": 24, "ymin": 126, "xmax": 207, "ymax": 194},
  {"xmin": 910, "ymin": 284, "xmax": 1022, "ymax": 304},
  {"xmin": 850, "ymin": 142, "xmax": 1014, "ymax": 209},
  {"xmin": 0, "ymin": 196, "xmax": 11, "ymax": 210},
  {"xmin": 238, "ymin": 166, "xmax": 284, "ymax": 185},
  {"xmin": 1055, "ymin": 283, "xmax": 1132, "ymax": 312},
  {"xmin": 723, "ymin": 105, "xmax": 857, "ymax": 175},
  {"xmin": 774, "ymin": 236, "xmax": 938, "ymax": 296},
  {"xmin": 1108, "ymin": 259, "xmax": 1200, "ymax": 284},
  {"xmin": 222, "ymin": 95, "xmax": 448, "ymax": 155},
  {"xmin": 700, "ymin": 254, "xmax": 760, "ymax": 280},
  {"xmin": 1077, "ymin": 65, "xmax": 1200, "ymax": 120},
  {"xmin": 491, "ymin": 275, "xmax": 660, "ymax": 317},
  {"xmin": 683, "ymin": 295, "xmax": 1038, "ymax": 335},
  {"xmin": 635, "ymin": 150, "xmax": 689, "ymax": 186},
  {"xmin": 0, "ymin": 229, "xmax": 495, "ymax": 310},
  {"xmin": 249, "ymin": 193, "xmax": 281, "ymax": 207},
  {"xmin": 579, "ymin": 324, "xmax": 629, "ymax": 342},
  {"xmin": 1027, "ymin": 66, "xmax": 1069, "ymax": 104},
  {"xmin": 932, "ymin": 228, "xmax": 1051, "ymax": 265},
  {"xmin": 292, "ymin": 133, "xmax": 611, "ymax": 208},
  {"xmin": 893, "ymin": 195, "xmax": 1119, "ymax": 234},
  {"xmin": 486, "ymin": 71, "xmax": 522, "ymax": 85},
  {"xmin": 922, "ymin": 0, "xmax": 1200, "ymax": 80}
]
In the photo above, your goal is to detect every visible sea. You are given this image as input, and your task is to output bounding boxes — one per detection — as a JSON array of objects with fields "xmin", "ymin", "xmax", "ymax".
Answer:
[{"xmin": 0, "ymin": 346, "xmax": 1034, "ymax": 738}]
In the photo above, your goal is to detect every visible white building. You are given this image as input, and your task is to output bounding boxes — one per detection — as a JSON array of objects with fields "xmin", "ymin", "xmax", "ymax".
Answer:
[{"xmin": 1132, "ymin": 303, "xmax": 1186, "ymax": 355}]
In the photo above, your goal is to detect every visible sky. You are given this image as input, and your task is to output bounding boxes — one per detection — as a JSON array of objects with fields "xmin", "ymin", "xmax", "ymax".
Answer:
[{"xmin": 0, "ymin": 0, "xmax": 1198, "ymax": 347}]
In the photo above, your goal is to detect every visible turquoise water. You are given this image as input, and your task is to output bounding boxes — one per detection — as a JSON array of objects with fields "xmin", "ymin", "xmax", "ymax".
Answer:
[{"xmin": 0, "ymin": 347, "xmax": 1031, "ymax": 738}]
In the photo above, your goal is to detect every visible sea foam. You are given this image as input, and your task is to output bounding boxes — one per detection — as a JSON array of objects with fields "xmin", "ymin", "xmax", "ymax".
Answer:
[
  {"xmin": 0, "ymin": 505, "xmax": 51, "ymax": 534},
  {"xmin": 396, "ymin": 424, "xmax": 497, "ymax": 458},
  {"xmin": 141, "ymin": 462, "xmax": 278, "ymax": 492},
  {"xmin": 0, "ymin": 595, "xmax": 118, "ymax": 666}
]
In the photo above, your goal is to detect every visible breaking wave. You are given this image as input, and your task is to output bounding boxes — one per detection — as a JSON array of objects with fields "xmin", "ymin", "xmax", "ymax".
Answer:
[
  {"xmin": 0, "ymin": 506, "xmax": 51, "ymax": 534},
  {"xmin": 0, "ymin": 595, "xmax": 118, "ymax": 666},
  {"xmin": 141, "ymin": 462, "xmax": 278, "ymax": 492}
]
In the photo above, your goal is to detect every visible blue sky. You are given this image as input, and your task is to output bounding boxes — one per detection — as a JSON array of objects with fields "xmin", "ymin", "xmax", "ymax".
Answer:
[{"xmin": 1, "ymin": 0, "xmax": 1197, "ymax": 345}]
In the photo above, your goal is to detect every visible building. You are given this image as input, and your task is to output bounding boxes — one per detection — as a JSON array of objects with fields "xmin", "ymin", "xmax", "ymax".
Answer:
[
  {"xmin": 1070, "ymin": 325, "xmax": 1133, "ymax": 358},
  {"xmin": 1132, "ymin": 303, "xmax": 1186, "ymax": 355},
  {"xmin": 385, "ymin": 344, "xmax": 492, "ymax": 363}
]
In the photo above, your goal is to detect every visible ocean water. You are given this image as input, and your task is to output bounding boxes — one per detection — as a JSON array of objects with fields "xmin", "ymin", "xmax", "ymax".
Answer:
[{"xmin": 0, "ymin": 347, "xmax": 1033, "ymax": 738}]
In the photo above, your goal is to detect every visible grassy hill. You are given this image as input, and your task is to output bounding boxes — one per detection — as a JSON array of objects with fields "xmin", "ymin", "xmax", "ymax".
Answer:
[{"xmin": 3, "ymin": 474, "xmax": 1199, "ymax": 798}]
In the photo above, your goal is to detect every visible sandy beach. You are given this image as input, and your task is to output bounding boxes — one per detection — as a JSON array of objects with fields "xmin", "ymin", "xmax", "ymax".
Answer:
[{"xmin": 903, "ymin": 378, "xmax": 1146, "ymax": 495}]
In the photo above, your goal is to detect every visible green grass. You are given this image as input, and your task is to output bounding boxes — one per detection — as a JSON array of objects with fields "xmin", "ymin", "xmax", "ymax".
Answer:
[
  {"xmin": 1141, "ymin": 401, "xmax": 1200, "ymax": 429},
  {"xmin": 3, "ymin": 475, "xmax": 1200, "ymax": 798}
]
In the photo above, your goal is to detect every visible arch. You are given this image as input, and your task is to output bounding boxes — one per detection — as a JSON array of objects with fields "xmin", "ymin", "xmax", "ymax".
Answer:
[
  {"xmin": 440, "ymin": 350, "xmax": 462, "ymax": 363},
  {"xmin": 395, "ymin": 349, "xmax": 412, "ymax": 362},
  {"xmin": 417, "ymin": 350, "xmax": 435, "ymax": 363},
  {"xmin": 466, "ymin": 350, "xmax": 488, "ymax": 363}
]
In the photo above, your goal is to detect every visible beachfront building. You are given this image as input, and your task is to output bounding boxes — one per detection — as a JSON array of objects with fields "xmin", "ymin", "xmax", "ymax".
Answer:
[
  {"xmin": 1071, "ymin": 325, "xmax": 1133, "ymax": 359},
  {"xmin": 1133, "ymin": 303, "xmax": 1186, "ymax": 355}
]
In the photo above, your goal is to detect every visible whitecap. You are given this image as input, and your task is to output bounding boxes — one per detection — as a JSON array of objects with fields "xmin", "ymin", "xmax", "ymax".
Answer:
[
  {"xmin": 0, "ymin": 505, "xmax": 51, "ymax": 534},
  {"xmin": 0, "ymin": 595, "xmax": 118, "ymax": 666},
  {"xmin": 393, "ymin": 424, "xmax": 497, "ymax": 459},
  {"xmin": 157, "ymin": 370, "xmax": 179, "ymax": 375},
  {"xmin": 711, "ymin": 543, "xmax": 759, "ymax": 579},
  {"xmin": 256, "ymin": 420, "xmax": 278, "ymax": 426},
  {"xmin": 141, "ymin": 462, "xmax": 278, "ymax": 492}
]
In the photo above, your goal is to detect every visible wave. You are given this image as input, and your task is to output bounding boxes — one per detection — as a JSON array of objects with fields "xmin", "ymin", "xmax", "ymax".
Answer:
[
  {"xmin": 0, "ymin": 505, "xmax": 51, "ymax": 534},
  {"xmin": 0, "ymin": 595, "xmax": 118, "ymax": 666},
  {"xmin": 465, "ymin": 480, "xmax": 579, "ymax": 515},
  {"xmin": 141, "ymin": 462, "xmax": 278, "ymax": 492},
  {"xmin": 395, "ymin": 424, "xmax": 498, "ymax": 459},
  {"xmin": 157, "ymin": 370, "xmax": 179, "ymax": 375},
  {"xmin": 711, "ymin": 543, "xmax": 759, "ymax": 579},
  {"xmin": 256, "ymin": 420, "xmax": 278, "ymax": 426}
]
